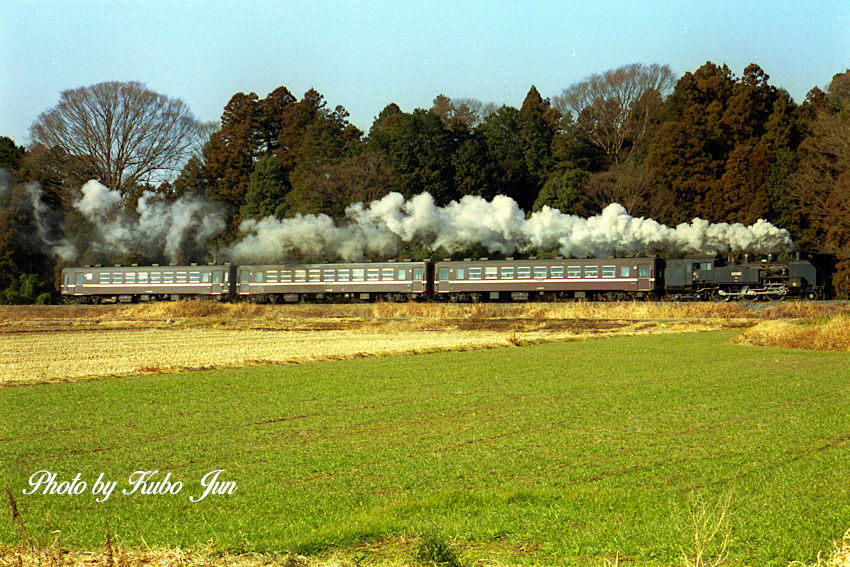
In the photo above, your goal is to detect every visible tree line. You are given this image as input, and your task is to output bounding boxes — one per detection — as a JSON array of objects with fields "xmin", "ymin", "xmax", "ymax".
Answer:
[{"xmin": 1, "ymin": 61, "xmax": 849, "ymax": 301}]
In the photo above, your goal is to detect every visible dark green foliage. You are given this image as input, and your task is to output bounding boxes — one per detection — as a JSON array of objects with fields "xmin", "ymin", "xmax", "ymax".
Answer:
[
  {"xmin": 766, "ymin": 148, "xmax": 802, "ymax": 231},
  {"xmin": 533, "ymin": 168, "xmax": 586, "ymax": 212},
  {"xmin": 0, "ymin": 136, "xmax": 24, "ymax": 170},
  {"xmin": 477, "ymin": 106, "xmax": 535, "ymax": 207},
  {"xmin": 414, "ymin": 533, "xmax": 464, "ymax": 567},
  {"xmin": 648, "ymin": 62, "xmax": 803, "ymax": 224},
  {"xmin": 0, "ymin": 274, "xmax": 49, "ymax": 304},
  {"xmin": 204, "ymin": 92, "xmax": 263, "ymax": 208},
  {"xmin": 172, "ymin": 156, "xmax": 212, "ymax": 199},
  {"xmin": 367, "ymin": 107, "xmax": 458, "ymax": 204},
  {"xmin": 240, "ymin": 155, "xmax": 290, "ymax": 219},
  {"xmin": 285, "ymin": 151, "xmax": 394, "ymax": 219}
]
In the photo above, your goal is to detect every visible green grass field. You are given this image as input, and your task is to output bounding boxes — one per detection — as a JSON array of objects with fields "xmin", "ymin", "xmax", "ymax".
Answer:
[{"xmin": 2, "ymin": 331, "xmax": 849, "ymax": 566}]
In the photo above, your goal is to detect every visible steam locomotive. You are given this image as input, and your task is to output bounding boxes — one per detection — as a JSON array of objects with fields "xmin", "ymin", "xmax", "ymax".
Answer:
[{"xmin": 61, "ymin": 255, "xmax": 822, "ymax": 303}]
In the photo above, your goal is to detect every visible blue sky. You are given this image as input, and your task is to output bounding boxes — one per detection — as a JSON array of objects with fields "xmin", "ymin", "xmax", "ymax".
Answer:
[{"xmin": 2, "ymin": 0, "xmax": 848, "ymax": 146}]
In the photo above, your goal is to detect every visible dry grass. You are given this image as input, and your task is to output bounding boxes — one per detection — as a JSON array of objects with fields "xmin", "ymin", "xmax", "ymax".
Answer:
[
  {"xmin": 2, "ymin": 531, "xmax": 848, "ymax": 567},
  {"xmin": 733, "ymin": 315, "xmax": 850, "ymax": 351},
  {"xmin": 791, "ymin": 530, "xmax": 850, "ymax": 567},
  {"xmin": 369, "ymin": 300, "xmax": 756, "ymax": 321},
  {"xmin": 0, "ymin": 322, "xmax": 721, "ymax": 386},
  {"xmin": 0, "ymin": 545, "xmax": 337, "ymax": 567},
  {"xmin": 2, "ymin": 300, "xmax": 847, "ymax": 385}
]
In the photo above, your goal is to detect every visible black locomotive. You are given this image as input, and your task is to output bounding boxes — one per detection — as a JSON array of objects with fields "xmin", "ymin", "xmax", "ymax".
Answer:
[{"xmin": 61, "ymin": 255, "xmax": 822, "ymax": 303}]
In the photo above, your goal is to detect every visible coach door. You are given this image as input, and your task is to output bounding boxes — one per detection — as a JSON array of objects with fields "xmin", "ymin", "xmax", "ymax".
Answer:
[
  {"xmin": 637, "ymin": 262, "xmax": 652, "ymax": 291},
  {"xmin": 210, "ymin": 269, "xmax": 224, "ymax": 295},
  {"xmin": 436, "ymin": 265, "xmax": 451, "ymax": 293}
]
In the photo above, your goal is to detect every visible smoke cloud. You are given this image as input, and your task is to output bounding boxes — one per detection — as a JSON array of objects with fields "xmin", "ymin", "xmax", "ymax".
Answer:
[
  {"xmin": 22, "ymin": 182, "xmax": 77, "ymax": 260},
  {"xmin": 73, "ymin": 180, "xmax": 227, "ymax": 263},
  {"xmin": 1, "ymin": 173, "xmax": 798, "ymax": 266},
  {"xmin": 229, "ymin": 192, "xmax": 796, "ymax": 262},
  {"xmin": 0, "ymin": 169, "xmax": 77, "ymax": 260},
  {"xmin": 75, "ymin": 179, "xmax": 122, "ymax": 218}
]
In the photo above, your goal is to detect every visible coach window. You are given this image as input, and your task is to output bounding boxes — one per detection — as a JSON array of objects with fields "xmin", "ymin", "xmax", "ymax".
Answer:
[
  {"xmin": 337, "ymin": 269, "xmax": 350, "ymax": 281},
  {"xmin": 240, "ymin": 271, "xmax": 250, "ymax": 283},
  {"xmin": 125, "ymin": 272, "xmax": 136, "ymax": 284},
  {"xmin": 551, "ymin": 267, "xmax": 564, "ymax": 278},
  {"xmin": 189, "ymin": 272, "xmax": 201, "ymax": 283},
  {"xmin": 702, "ymin": 262, "xmax": 713, "ymax": 271},
  {"xmin": 99, "ymin": 273, "xmax": 110, "ymax": 284},
  {"xmin": 517, "ymin": 267, "xmax": 531, "ymax": 278},
  {"xmin": 367, "ymin": 268, "xmax": 380, "ymax": 281},
  {"xmin": 485, "ymin": 267, "xmax": 498, "ymax": 279},
  {"xmin": 138, "ymin": 272, "xmax": 148, "ymax": 283},
  {"xmin": 151, "ymin": 272, "xmax": 162, "ymax": 284},
  {"xmin": 280, "ymin": 270, "xmax": 292, "ymax": 282},
  {"xmin": 620, "ymin": 266, "xmax": 630, "ymax": 278},
  {"xmin": 382, "ymin": 268, "xmax": 394, "ymax": 280},
  {"xmin": 413, "ymin": 268, "xmax": 424, "ymax": 280},
  {"xmin": 567, "ymin": 266, "xmax": 581, "ymax": 278},
  {"xmin": 254, "ymin": 272, "xmax": 264, "ymax": 283},
  {"xmin": 439, "ymin": 268, "xmax": 449, "ymax": 280},
  {"xmin": 264, "ymin": 271, "xmax": 276, "ymax": 282},
  {"xmin": 534, "ymin": 267, "xmax": 547, "ymax": 279},
  {"xmin": 63, "ymin": 273, "xmax": 69, "ymax": 284},
  {"xmin": 639, "ymin": 265, "xmax": 650, "ymax": 277},
  {"xmin": 469, "ymin": 268, "xmax": 482, "ymax": 279},
  {"xmin": 309, "ymin": 270, "xmax": 321, "ymax": 281},
  {"xmin": 112, "ymin": 273, "xmax": 123, "ymax": 284},
  {"xmin": 585, "ymin": 266, "xmax": 598, "ymax": 278},
  {"xmin": 397, "ymin": 269, "xmax": 407, "ymax": 279},
  {"xmin": 323, "ymin": 270, "xmax": 335, "ymax": 281},
  {"xmin": 602, "ymin": 266, "xmax": 616, "ymax": 278},
  {"xmin": 76, "ymin": 273, "xmax": 84, "ymax": 284},
  {"xmin": 352, "ymin": 269, "xmax": 365, "ymax": 281},
  {"xmin": 456, "ymin": 268, "xmax": 465, "ymax": 279},
  {"xmin": 164, "ymin": 272, "xmax": 175, "ymax": 283},
  {"xmin": 176, "ymin": 272, "xmax": 188, "ymax": 283},
  {"xmin": 213, "ymin": 272, "xmax": 221, "ymax": 283},
  {"xmin": 294, "ymin": 270, "xmax": 307, "ymax": 282},
  {"xmin": 501, "ymin": 267, "xmax": 514, "ymax": 279},
  {"xmin": 202, "ymin": 273, "xmax": 211, "ymax": 283}
]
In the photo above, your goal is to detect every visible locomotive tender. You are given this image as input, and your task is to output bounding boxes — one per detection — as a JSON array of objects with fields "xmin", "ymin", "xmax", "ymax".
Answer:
[{"xmin": 61, "ymin": 255, "xmax": 821, "ymax": 303}]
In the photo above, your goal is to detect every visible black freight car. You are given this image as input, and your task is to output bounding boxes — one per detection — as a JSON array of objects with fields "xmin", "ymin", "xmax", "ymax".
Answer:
[
  {"xmin": 235, "ymin": 261, "xmax": 432, "ymax": 302},
  {"xmin": 433, "ymin": 257, "xmax": 662, "ymax": 301},
  {"xmin": 61, "ymin": 264, "xmax": 237, "ymax": 303}
]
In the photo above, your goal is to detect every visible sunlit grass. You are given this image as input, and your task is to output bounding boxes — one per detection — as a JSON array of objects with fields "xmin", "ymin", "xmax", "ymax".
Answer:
[{"xmin": 2, "ymin": 332, "xmax": 849, "ymax": 566}]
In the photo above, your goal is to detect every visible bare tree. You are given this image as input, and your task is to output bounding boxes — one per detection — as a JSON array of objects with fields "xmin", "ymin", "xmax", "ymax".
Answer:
[
  {"xmin": 30, "ymin": 81, "xmax": 207, "ymax": 195},
  {"xmin": 429, "ymin": 95, "xmax": 497, "ymax": 130},
  {"xmin": 554, "ymin": 63, "xmax": 676, "ymax": 164},
  {"xmin": 584, "ymin": 160, "xmax": 675, "ymax": 220},
  {"xmin": 791, "ymin": 103, "xmax": 850, "ymax": 256}
]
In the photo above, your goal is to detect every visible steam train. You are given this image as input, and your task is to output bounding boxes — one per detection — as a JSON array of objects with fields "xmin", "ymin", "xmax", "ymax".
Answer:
[{"xmin": 61, "ymin": 255, "xmax": 823, "ymax": 303}]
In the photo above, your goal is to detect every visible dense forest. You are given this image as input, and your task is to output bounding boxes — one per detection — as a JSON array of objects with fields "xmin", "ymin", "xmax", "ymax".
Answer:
[{"xmin": 1, "ymin": 61, "xmax": 849, "ymax": 301}]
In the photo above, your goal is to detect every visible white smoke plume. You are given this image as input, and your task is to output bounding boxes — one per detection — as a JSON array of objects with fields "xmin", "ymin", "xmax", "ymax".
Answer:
[
  {"xmin": 22, "ymin": 183, "xmax": 77, "ymax": 260},
  {"xmin": 0, "ymin": 169, "xmax": 77, "ymax": 260},
  {"xmin": 73, "ymin": 180, "xmax": 227, "ymax": 263},
  {"xmin": 229, "ymin": 192, "xmax": 796, "ymax": 262},
  {"xmin": 75, "ymin": 180, "xmax": 122, "ymax": 218},
  {"xmin": 0, "ymin": 168, "xmax": 11, "ymax": 205}
]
